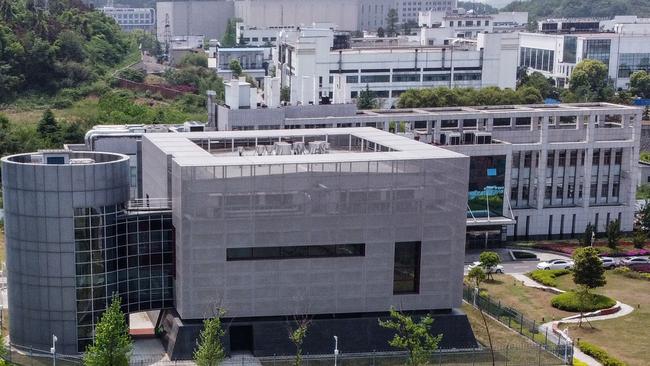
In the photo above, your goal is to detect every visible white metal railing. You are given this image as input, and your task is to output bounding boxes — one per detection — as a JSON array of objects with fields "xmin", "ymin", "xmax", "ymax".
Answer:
[{"xmin": 127, "ymin": 198, "xmax": 172, "ymax": 210}]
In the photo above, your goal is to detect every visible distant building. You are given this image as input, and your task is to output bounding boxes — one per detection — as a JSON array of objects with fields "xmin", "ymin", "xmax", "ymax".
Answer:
[
  {"xmin": 211, "ymin": 89, "xmax": 642, "ymax": 244},
  {"xmin": 100, "ymin": 6, "xmax": 155, "ymax": 33},
  {"xmin": 418, "ymin": 9, "xmax": 527, "ymax": 45},
  {"xmin": 274, "ymin": 27, "xmax": 519, "ymax": 105},
  {"xmin": 167, "ymin": 35, "xmax": 205, "ymax": 66},
  {"xmin": 520, "ymin": 16, "xmax": 650, "ymax": 89},
  {"xmin": 156, "ymin": 0, "xmax": 234, "ymax": 41},
  {"xmin": 397, "ymin": 0, "xmax": 457, "ymax": 24}
]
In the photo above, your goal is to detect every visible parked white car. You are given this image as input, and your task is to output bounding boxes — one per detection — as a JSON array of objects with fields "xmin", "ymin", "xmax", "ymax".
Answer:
[
  {"xmin": 536, "ymin": 259, "xmax": 574, "ymax": 270},
  {"xmin": 620, "ymin": 257, "xmax": 650, "ymax": 266},
  {"xmin": 600, "ymin": 257, "xmax": 618, "ymax": 269},
  {"xmin": 468, "ymin": 261, "xmax": 504, "ymax": 274}
]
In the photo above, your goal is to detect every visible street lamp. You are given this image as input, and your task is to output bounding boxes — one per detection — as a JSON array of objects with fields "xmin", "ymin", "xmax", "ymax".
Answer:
[
  {"xmin": 50, "ymin": 335, "xmax": 57, "ymax": 366},
  {"xmin": 333, "ymin": 335, "xmax": 339, "ymax": 366}
]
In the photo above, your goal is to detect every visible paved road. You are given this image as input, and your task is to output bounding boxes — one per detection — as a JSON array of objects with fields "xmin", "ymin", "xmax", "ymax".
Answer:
[{"xmin": 464, "ymin": 248, "xmax": 572, "ymax": 275}]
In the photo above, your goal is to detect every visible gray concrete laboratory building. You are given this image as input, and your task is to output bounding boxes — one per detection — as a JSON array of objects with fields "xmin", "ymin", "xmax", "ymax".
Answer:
[{"xmin": 2, "ymin": 129, "xmax": 476, "ymax": 358}]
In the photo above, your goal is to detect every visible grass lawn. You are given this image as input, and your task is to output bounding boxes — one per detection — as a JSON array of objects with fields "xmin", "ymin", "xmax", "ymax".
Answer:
[
  {"xmin": 462, "ymin": 303, "xmax": 564, "ymax": 366},
  {"xmin": 473, "ymin": 274, "xmax": 575, "ymax": 323},
  {"xmin": 555, "ymin": 272, "xmax": 650, "ymax": 366}
]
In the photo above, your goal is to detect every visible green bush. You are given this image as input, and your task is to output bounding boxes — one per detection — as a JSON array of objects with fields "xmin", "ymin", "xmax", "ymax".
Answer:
[
  {"xmin": 551, "ymin": 291, "xmax": 616, "ymax": 312},
  {"xmin": 529, "ymin": 269, "xmax": 570, "ymax": 287},
  {"xmin": 577, "ymin": 340, "xmax": 627, "ymax": 366},
  {"xmin": 613, "ymin": 266, "xmax": 650, "ymax": 281}
]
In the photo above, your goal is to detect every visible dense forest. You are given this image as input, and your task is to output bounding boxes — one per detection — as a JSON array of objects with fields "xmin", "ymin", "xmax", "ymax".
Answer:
[
  {"xmin": 0, "ymin": 0, "xmax": 131, "ymax": 103},
  {"xmin": 502, "ymin": 0, "xmax": 650, "ymax": 20}
]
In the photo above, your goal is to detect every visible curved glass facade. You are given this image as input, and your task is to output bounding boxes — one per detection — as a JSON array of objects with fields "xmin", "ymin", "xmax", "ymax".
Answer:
[{"xmin": 74, "ymin": 204, "xmax": 174, "ymax": 351}]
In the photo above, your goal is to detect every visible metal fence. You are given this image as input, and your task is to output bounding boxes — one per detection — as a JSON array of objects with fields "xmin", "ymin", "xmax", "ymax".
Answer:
[
  {"xmin": 462, "ymin": 285, "xmax": 573, "ymax": 365},
  {"xmin": 128, "ymin": 344, "xmax": 567, "ymax": 366},
  {"xmin": 1, "ymin": 343, "xmax": 83, "ymax": 366}
]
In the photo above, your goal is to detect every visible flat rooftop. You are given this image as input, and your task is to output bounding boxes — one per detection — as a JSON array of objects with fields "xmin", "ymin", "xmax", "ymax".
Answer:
[
  {"xmin": 356, "ymin": 102, "xmax": 639, "ymax": 118},
  {"xmin": 144, "ymin": 127, "xmax": 465, "ymax": 167}
]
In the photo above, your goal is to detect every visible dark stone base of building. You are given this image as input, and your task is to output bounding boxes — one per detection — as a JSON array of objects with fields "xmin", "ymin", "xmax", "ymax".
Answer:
[{"xmin": 160, "ymin": 308, "xmax": 478, "ymax": 360}]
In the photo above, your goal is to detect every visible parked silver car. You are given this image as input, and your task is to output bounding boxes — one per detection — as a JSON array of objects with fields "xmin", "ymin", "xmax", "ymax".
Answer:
[{"xmin": 536, "ymin": 259, "xmax": 574, "ymax": 270}]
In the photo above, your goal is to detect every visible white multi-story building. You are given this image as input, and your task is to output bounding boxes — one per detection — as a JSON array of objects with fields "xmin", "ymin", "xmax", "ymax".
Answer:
[
  {"xmin": 520, "ymin": 16, "xmax": 650, "ymax": 89},
  {"xmin": 101, "ymin": 6, "xmax": 155, "ymax": 33},
  {"xmin": 419, "ymin": 10, "xmax": 527, "ymax": 45},
  {"xmin": 397, "ymin": 0, "xmax": 457, "ymax": 24},
  {"xmin": 211, "ymin": 91, "xmax": 642, "ymax": 244},
  {"xmin": 274, "ymin": 27, "xmax": 518, "ymax": 105}
]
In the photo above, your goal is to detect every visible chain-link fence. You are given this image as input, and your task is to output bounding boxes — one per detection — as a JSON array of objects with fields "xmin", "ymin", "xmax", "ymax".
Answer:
[{"xmin": 462, "ymin": 285, "xmax": 573, "ymax": 365}]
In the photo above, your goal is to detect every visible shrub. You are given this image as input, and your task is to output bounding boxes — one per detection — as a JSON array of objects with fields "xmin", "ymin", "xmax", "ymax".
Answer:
[
  {"xmin": 551, "ymin": 291, "xmax": 616, "ymax": 312},
  {"xmin": 52, "ymin": 97, "xmax": 73, "ymax": 109},
  {"xmin": 613, "ymin": 266, "xmax": 650, "ymax": 281},
  {"xmin": 529, "ymin": 269, "xmax": 570, "ymax": 287},
  {"xmin": 577, "ymin": 340, "xmax": 627, "ymax": 366},
  {"xmin": 628, "ymin": 263, "xmax": 650, "ymax": 273}
]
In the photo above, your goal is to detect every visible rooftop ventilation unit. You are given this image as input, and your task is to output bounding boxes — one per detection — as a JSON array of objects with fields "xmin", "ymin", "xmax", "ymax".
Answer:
[
  {"xmin": 274, "ymin": 141, "xmax": 292, "ymax": 155},
  {"xmin": 70, "ymin": 158, "xmax": 96, "ymax": 164},
  {"xmin": 255, "ymin": 145, "xmax": 265, "ymax": 156},
  {"xmin": 292, "ymin": 141, "xmax": 305, "ymax": 155},
  {"xmin": 307, "ymin": 141, "xmax": 330, "ymax": 154}
]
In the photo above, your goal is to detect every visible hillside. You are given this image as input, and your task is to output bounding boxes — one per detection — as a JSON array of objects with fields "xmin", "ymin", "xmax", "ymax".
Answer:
[
  {"xmin": 0, "ymin": 0, "xmax": 132, "ymax": 103},
  {"xmin": 502, "ymin": 0, "xmax": 650, "ymax": 20}
]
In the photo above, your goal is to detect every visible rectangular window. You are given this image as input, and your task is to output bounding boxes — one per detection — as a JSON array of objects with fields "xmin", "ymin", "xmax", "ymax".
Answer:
[
  {"xmin": 393, "ymin": 241, "xmax": 421, "ymax": 294},
  {"xmin": 360, "ymin": 75, "xmax": 390, "ymax": 83},
  {"xmin": 226, "ymin": 244, "xmax": 365, "ymax": 261}
]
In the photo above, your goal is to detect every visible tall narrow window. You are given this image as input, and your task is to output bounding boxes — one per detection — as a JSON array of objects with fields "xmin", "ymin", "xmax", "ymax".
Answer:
[{"xmin": 393, "ymin": 241, "xmax": 421, "ymax": 294}]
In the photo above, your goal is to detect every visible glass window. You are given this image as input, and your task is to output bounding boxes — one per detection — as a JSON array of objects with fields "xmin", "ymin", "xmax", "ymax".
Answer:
[
  {"xmin": 393, "ymin": 241, "xmax": 421, "ymax": 294},
  {"xmin": 360, "ymin": 75, "xmax": 390, "ymax": 83}
]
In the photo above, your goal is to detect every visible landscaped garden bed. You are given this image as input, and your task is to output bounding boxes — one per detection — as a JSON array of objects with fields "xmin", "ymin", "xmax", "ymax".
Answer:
[
  {"xmin": 528, "ymin": 269, "xmax": 571, "ymax": 287},
  {"xmin": 550, "ymin": 291, "xmax": 616, "ymax": 312}
]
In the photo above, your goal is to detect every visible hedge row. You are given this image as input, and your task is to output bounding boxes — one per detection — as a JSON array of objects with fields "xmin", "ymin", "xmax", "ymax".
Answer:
[
  {"xmin": 528, "ymin": 269, "xmax": 571, "ymax": 287},
  {"xmin": 577, "ymin": 340, "xmax": 627, "ymax": 366}
]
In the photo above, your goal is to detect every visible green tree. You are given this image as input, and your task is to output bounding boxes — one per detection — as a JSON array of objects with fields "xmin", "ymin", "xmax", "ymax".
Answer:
[
  {"xmin": 357, "ymin": 84, "xmax": 377, "ymax": 109},
  {"xmin": 37, "ymin": 109, "xmax": 60, "ymax": 141},
  {"xmin": 632, "ymin": 230, "xmax": 646, "ymax": 249},
  {"xmin": 377, "ymin": 27, "xmax": 385, "ymax": 37},
  {"xmin": 515, "ymin": 85, "xmax": 543, "ymax": 104},
  {"xmin": 630, "ymin": 70, "xmax": 650, "ymax": 98},
  {"xmin": 386, "ymin": 9, "xmax": 399, "ymax": 37},
  {"xmin": 288, "ymin": 318, "xmax": 310, "ymax": 366},
  {"xmin": 479, "ymin": 251, "xmax": 501, "ymax": 279},
  {"xmin": 573, "ymin": 247, "xmax": 607, "ymax": 289},
  {"xmin": 179, "ymin": 52, "xmax": 209, "ymax": 68},
  {"xmin": 581, "ymin": 223, "xmax": 595, "ymax": 247},
  {"xmin": 193, "ymin": 309, "xmax": 226, "ymax": 366},
  {"xmin": 401, "ymin": 20, "xmax": 419, "ymax": 35},
  {"xmin": 606, "ymin": 218, "xmax": 621, "ymax": 250},
  {"xmin": 222, "ymin": 18, "xmax": 239, "ymax": 47},
  {"xmin": 83, "ymin": 296, "xmax": 132, "ymax": 366},
  {"xmin": 378, "ymin": 308, "xmax": 442, "ymax": 366},
  {"xmin": 572, "ymin": 247, "xmax": 607, "ymax": 326},
  {"xmin": 518, "ymin": 71, "xmax": 559, "ymax": 99},
  {"xmin": 280, "ymin": 86, "xmax": 291, "ymax": 103},
  {"xmin": 467, "ymin": 266, "xmax": 486, "ymax": 289},
  {"xmin": 565, "ymin": 59, "xmax": 613, "ymax": 102},
  {"xmin": 229, "ymin": 59, "xmax": 243, "ymax": 78}
]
